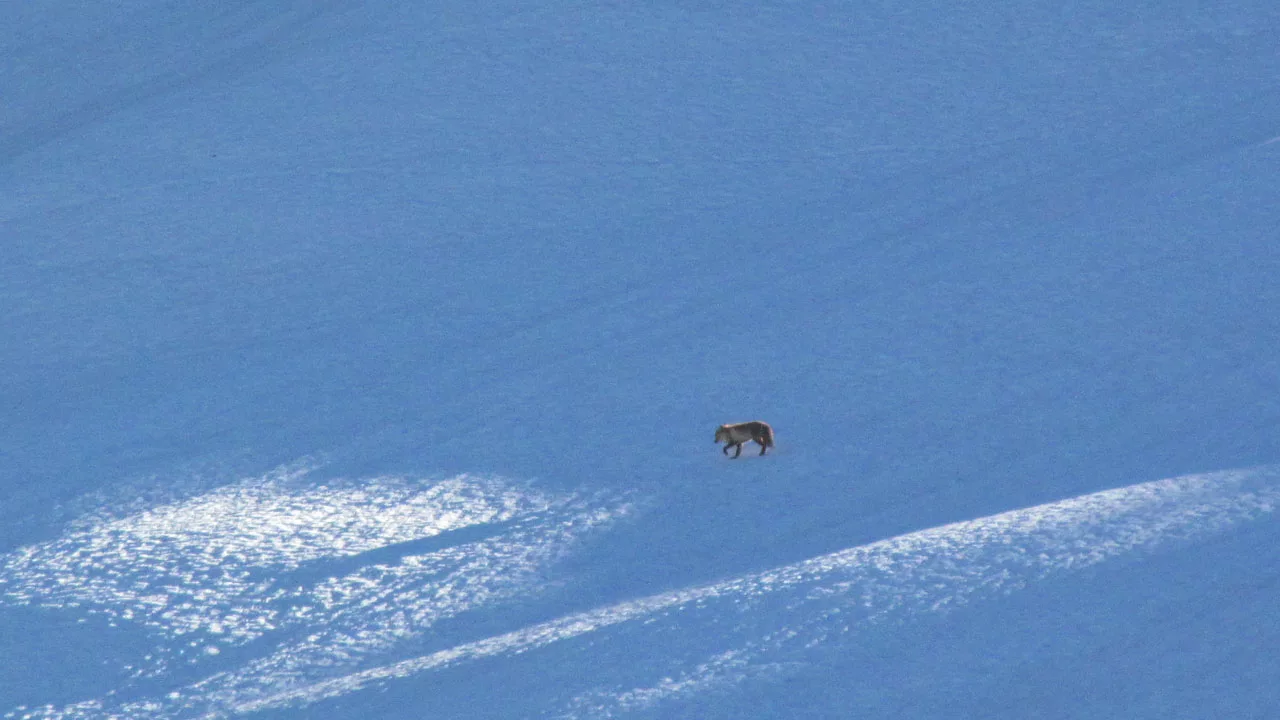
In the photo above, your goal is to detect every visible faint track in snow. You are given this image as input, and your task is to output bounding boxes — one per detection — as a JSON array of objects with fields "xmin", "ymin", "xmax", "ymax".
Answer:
[{"xmin": 0, "ymin": 2, "xmax": 347, "ymax": 168}]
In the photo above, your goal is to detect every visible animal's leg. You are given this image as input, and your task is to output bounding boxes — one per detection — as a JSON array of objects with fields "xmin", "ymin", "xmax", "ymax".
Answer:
[
  {"xmin": 732, "ymin": 443, "xmax": 743, "ymax": 458},
  {"xmin": 757, "ymin": 438, "xmax": 768, "ymax": 455},
  {"xmin": 722, "ymin": 443, "xmax": 731, "ymax": 455}
]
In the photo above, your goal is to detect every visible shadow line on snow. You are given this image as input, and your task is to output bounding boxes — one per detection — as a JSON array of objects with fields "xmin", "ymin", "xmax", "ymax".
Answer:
[{"xmin": 270, "ymin": 518, "xmax": 524, "ymax": 588}]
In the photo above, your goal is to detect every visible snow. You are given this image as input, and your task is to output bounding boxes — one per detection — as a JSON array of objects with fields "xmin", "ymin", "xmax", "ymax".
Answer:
[{"xmin": 3, "ymin": 1, "xmax": 1280, "ymax": 718}]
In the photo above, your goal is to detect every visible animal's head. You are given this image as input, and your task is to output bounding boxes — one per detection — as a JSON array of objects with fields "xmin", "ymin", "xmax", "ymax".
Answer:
[{"xmin": 714, "ymin": 425, "xmax": 728, "ymax": 442}]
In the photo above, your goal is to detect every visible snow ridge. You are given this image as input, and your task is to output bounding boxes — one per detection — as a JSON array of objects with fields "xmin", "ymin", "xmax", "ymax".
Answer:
[{"xmin": 230, "ymin": 466, "xmax": 1280, "ymax": 717}]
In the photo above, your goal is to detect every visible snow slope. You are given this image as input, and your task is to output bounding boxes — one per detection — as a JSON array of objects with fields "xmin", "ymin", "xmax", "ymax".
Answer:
[{"xmin": 3, "ymin": 0, "xmax": 1280, "ymax": 717}]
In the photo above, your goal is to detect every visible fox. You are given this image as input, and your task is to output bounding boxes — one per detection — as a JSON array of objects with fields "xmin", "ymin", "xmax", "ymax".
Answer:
[{"xmin": 715, "ymin": 421, "xmax": 774, "ymax": 458}]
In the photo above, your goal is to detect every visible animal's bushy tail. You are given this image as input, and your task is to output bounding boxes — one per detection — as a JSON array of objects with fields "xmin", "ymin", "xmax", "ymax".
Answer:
[{"xmin": 761, "ymin": 423, "xmax": 775, "ymax": 447}]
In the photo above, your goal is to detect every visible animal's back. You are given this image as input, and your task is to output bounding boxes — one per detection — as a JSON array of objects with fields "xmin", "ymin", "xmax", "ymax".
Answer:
[{"xmin": 718, "ymin": 420, "xmax": 773, "ymax": 444}]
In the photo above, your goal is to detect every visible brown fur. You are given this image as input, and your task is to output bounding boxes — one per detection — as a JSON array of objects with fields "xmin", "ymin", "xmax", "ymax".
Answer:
[{"xmin": 714, "ymin": 421, "xmax": 774, "ymax": 458}]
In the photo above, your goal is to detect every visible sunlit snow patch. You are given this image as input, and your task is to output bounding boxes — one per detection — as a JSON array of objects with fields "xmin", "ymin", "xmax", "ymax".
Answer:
[
  {"xmin": 232, "ymin": 466, "xmax": 1280, "ymax": 718},
  {"xmin": 0, "ymin": 463, "xmax": 629, "ymax": 719}
]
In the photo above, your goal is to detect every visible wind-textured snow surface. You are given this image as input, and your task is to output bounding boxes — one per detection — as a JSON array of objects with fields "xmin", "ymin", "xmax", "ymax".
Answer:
[{"xmin": 4, "ymin": 1, "xmax": 1280, "ymax": 718}]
